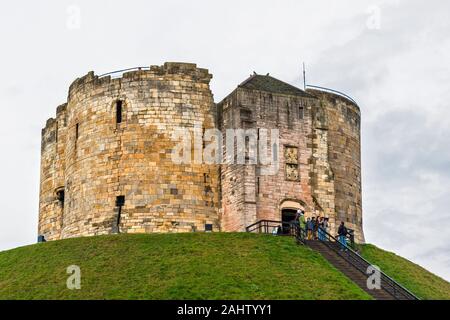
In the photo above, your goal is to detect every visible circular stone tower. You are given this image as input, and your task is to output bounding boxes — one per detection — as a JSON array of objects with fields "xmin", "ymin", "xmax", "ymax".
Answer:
[
  {"xmin": 307, "ymin": 89, "xmax": 363, "ymax": 243},
  {"xmin": 39, "ymin": 63, "xmax": 220, "ymax": 240}
]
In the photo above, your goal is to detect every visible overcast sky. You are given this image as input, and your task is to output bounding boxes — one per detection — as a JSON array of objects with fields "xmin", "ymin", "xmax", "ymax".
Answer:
[{"xmin": 1, "ymin": 0, "xmax": 449, "ymax": 281}]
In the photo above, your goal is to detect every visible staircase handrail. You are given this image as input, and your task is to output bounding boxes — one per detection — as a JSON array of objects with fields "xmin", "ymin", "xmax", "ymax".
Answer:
[
  {"xmin": 246, "ymin": 220, "xmax": 419, "ymax": 300},
  {"xmin": 318, "ymin": 226, "xmax": 419, "ymax": 300}
]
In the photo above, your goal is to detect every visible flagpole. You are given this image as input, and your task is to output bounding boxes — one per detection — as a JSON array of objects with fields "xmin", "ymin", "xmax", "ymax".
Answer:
[{"xmin": 303, "ymin": 62, "xmax": 306, "ymax": 90}]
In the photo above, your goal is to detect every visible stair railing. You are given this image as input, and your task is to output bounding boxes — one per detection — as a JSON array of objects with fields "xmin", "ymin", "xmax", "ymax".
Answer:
[
  {"xmin": 246, "ymin": 220, "xmax": 302, "ymax": 239},
  {"xmin": 246, "ymin": 220, "xmax": 419, "ymax": 300},
  {"xmin": 317, "ymin": 226, "xmax": 419, "ymax": 300}
]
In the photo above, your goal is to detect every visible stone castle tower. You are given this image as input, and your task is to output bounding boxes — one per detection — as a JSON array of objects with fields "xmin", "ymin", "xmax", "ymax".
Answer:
[{"xmin": 39, "ymin": 62, "xmax": 364, "ymax": 242}]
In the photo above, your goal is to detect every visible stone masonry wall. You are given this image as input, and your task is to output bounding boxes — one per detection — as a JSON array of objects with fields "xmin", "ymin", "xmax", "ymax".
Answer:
[
  {"xmin": 308, "ymin": 89, "xmax": 364, "ymax": 242},
  {"xmin": 219, "ymin": 86, "xmax": 364, "ymax": 241},
  {"xmin": 39, "ymin": 66, "xmax": 364, "ymax": 242},
  {"xmin": 219, "ymin": 87, "xmax": 318, "ymax": 231},
  {"xmin": 217, "ymin": 91, "xmax": 248, "ymax": 231},
  {"xmin": 39, "ymin": 103, "xmax": 68, "ymax": 241},
  {"xmin": 309, "ymin": 100, "xmax": 337, "ymax": 234},
  {"xmin": 39, "ymin": 63, "xmax": 220, "ymax": 240}
]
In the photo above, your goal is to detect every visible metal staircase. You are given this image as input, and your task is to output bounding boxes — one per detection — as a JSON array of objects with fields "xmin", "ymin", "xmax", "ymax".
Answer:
[{"xmin": 246, "ymin": 220, "xmax": 419, "ymax": 300}]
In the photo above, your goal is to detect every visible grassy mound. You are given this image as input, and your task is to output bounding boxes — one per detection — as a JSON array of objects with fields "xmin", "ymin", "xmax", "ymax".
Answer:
[
  {"xmin": 0, "ymin": 233, "xmax": 447, "ymax": 300},
  {"xmin": 359, "ymin": 244, "xmax": 450, "ymax": 300},
  {"xmin": 0, "ymin": 233, "xmax": 370, "ymax": 300}
]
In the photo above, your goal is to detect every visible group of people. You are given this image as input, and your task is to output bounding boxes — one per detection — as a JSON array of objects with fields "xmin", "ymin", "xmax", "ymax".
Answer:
[
  {"xmin": 294, "ymin": 209, "xmax": 349, "ymax": 250},
  {"xmin": 295, "ymin": 210, "xmax": 329, "ymax": 241}
]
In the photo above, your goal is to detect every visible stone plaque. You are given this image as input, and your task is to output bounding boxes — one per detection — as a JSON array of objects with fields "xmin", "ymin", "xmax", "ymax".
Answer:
[
  {"xmin": 285, "ymin": 147, "xmax": 299, "ymax": 181},
  {"xmin": 285, "ymin": 146, "xmax": 298, "ymax": 164},
  {"xmin": 286, "ymin": 163, "xmax": 299, "ymax": 181}
]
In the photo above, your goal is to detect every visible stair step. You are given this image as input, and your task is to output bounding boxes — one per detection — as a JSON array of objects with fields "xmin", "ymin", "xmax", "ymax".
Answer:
[{"xmin": 306, "ymin": 241, "xmax": 396, "ymax": 300}]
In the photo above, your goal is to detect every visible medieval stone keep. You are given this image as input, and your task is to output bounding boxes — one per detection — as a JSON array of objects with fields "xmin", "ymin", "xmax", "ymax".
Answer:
[{"xmin": 39, "ymin": 62, "xmax": 364, "ymax": 243}]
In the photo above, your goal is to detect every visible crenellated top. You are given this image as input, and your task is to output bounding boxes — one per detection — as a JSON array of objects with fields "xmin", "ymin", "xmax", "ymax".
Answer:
[
  {"xmin": 42, "ymin": 103, "xmax": 67, "ymax": 135},
  {"xmin": 42, "ymin": 118, "xmax": 56, "ymax": 135},
  {"xmin": 56, "ymin": 103, "xmax": 67, "ymax": 116},
  {"xmin": 68, "ymin": 62, "xmax": 212, "ymax": 100},
  {"xmin": 41, "ymin": 62, "xmax": 211, "ymax": 134}
]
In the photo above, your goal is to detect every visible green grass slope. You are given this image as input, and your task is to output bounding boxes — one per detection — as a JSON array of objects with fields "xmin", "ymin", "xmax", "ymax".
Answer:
[
  {"xmin": 0, "ymin": 233, "xmax": 371, "ymax": 300},
  {"xmin": 0, "ymin": 233, "xmax": 448, "ymax": 300},
  {"xmin": 359, "ymin": 244, "xmax": 450, "ymax": 300}
]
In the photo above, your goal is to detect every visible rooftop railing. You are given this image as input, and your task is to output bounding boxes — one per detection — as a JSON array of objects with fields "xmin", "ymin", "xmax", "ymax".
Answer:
[
  {"xmin": 99, "ymin": 67, "xmax": 150, "ymax": 78},
  {"xmin": 306, "ymin": 84, "xmax": 359, "ymax": 106}
]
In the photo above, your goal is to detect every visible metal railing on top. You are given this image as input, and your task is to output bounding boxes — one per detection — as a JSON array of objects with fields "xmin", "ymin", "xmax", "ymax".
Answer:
[
  {"xmin": 306, "ymin": 84, "xmax": 359, "ymax": 106},
  {"xmin": 99, "ymin": 67, "xmax": 150, "ymax": 78},
  {"xmin": 246, "ymin": 220, "xmax": 419, "ymax": 300}
]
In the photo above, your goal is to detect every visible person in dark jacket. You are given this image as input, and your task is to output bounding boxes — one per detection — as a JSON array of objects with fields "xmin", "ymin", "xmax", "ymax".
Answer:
[
  {"xmin": 306, "ymin": 217, "xmax": 313, "ymax": 240},
  {"xmin": 337, "ymin": 222, "xmax": 348, "ymax": 251},
  {"xmin": 312, "ymin": 217, "xmax": 318, "ymax": 240},
  {"xmin": 276, "ymin": 225, "xmax": 283, "ymax": 235}
]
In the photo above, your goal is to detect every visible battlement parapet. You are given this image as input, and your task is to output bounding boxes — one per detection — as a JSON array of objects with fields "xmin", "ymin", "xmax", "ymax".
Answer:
[{"xmin": 68, "ymin": 62, "xmax": 212, "ymax": 99}]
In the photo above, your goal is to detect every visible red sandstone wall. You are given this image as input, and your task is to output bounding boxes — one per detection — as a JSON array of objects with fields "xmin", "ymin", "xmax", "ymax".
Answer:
[{"xmin": 219, "ymin": 88, "xmax": 317, "ymax": 231}]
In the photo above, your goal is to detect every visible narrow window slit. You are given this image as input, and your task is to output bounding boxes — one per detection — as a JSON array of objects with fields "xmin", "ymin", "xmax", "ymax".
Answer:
[
  {"xmin": 299, "ymin": 106, "xmax": 304, "ymax": 120},
  {"xmin": 116, "ymin": 100, "xmax": 123, "ymax": 124},
  {"xmin": 56, "ymin": 188, "xmax": 65, "ymax": 208},
  {"xmin": 115, "ymin": 196, "xmax": 125, "ymax": 234},
  {"xmin": 75, "ymin": 123, "xmax": 79, "ymax": 151}
]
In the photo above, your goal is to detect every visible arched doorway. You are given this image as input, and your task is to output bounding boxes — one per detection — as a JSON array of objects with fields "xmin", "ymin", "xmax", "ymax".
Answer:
[
  {"xmin": 281, "ymin": 209, "xmax": 297, "ymax": 234},
  {"xmin": 280, "ymin": 200, "xmax": 305, "ymax": 235}
]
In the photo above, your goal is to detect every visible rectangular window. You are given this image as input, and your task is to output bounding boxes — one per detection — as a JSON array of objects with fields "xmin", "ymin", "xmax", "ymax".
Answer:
[
  {"xmin": 75, "ymin": 123, "xmax": 79, "ymax": 152},
  {"xmin": 74, "ymin": 123, "xmax": 79, "ymax": 155},
  {"xmin": 202, "ymin": 127, "xmax": 206, "ymax": 149},
  {"xmin": 256, "ymin": 177, "xmax": 261, "ymax": 195},
  {"xmin": 56, "ymin": 189, "xmax": 65, "ymax": 207},
  {"xmin": 116, "ymin": 195, "xmax": 125, "ymax": 207},
  {"xmin": 299, "ymin": 106, "xmax": 304, "ymax": 120},
  {"xmin": 115, "ymin": 195, "xmax": 125, "ymax": 234},
  {"xmin": 287, "ymin": 103, "xmax": 292, "ymax": 128},
  {"xmin": 116, "ymin": 100, "xmax": 123, "ymax": 124},
  {"xmin": 55, "ymin": 122, "xmax": 58, "ymax": 143},
  {"xmin": 240, "ymin": 108, "xmax": 252, "ymax": 121}
]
